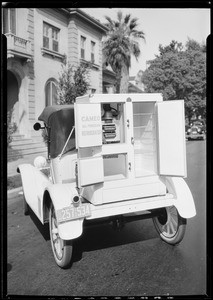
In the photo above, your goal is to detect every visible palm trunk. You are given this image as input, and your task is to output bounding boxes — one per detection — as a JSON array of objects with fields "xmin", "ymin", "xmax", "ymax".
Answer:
[
  {"xmin": 119, "ymin": 64, "xmax": 129, "ymax": 93},
  {"xmin": 115, "ymin": 72, "xmax": 121, "ymax": 93}
]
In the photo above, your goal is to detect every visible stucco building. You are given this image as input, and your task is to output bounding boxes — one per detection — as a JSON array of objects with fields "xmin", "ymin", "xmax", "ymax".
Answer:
[{"xmin": 3, "ymin": 8, "xmax": 113, "ymax": 140}]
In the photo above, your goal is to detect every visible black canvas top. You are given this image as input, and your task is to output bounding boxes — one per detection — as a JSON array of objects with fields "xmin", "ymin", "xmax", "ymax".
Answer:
[{"xmin": 38, "ymin": 105, "xmax": 75, "ymax": 158}]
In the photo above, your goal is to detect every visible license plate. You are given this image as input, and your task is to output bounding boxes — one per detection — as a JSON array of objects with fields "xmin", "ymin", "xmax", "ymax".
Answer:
[{"xmin": 56, "ymin": 204, "xmax": 91, "ymax": 224}]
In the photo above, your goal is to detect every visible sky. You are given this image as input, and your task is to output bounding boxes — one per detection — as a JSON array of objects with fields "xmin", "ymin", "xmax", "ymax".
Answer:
[{"xmin": 82, "ymin": 8, "xmax": 210, "ymax": 76}]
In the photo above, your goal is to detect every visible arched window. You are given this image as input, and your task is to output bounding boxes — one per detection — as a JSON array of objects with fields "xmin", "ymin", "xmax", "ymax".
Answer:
[{"xmin": 45, "ymin": 79, "xmax": 58, "ymax": 106}]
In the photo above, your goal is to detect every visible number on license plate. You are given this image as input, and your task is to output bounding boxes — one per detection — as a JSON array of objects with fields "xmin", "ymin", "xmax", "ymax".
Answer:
[{"xmin": 56, "ymin": 204, "xmax": 91, "ymax": 224}]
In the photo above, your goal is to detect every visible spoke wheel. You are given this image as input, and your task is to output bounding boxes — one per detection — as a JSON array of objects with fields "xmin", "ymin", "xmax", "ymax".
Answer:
[
  {"xmin": 153, "ymin": 206, "xmax": 186, "ymax": 245},
  {"xmin": 49, "ymin": 203, "xmax": 73, "ymax": 268}
]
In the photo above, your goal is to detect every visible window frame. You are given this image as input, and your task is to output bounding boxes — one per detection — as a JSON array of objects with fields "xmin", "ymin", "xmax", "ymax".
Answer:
[
  {"xmin": 91, "ymin": 41, "xmax": 95, "ymax": 63},
  {"xmin": 43, "ymin": 22, "xmax": 60, "ymax": 53},
  {"xmin": 45, "ymin": 79, "xmax": 58, "ymax": 106},
  {"xmin": 80, "ymin": 35, "xmax": 86, "ymax": 59}
]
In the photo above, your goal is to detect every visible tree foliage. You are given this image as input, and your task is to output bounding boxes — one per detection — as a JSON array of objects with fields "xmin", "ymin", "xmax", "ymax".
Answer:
[
  {"xmin": 57, "ymin": 62, "xmax": 90, "ymax": 104},
  {"xmin": 142, "ymin": 39, "xmax": 206, "ymax": 121},
  {"xmin": 103, "ymin": 11, "xmax": 145, "ymax": 93}
]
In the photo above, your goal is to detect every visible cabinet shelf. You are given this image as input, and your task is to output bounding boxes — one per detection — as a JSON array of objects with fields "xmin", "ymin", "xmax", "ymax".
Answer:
[
  {"xmin": 134, "ymin": 126, "xmax": 155, "ymax": 129},
  {"xmin": 133, "ymin": 113, "xmax": 154, "ymax": 116},
  {"xmin": 134, "ymin": 149, "xmax": 156, "ymax": 154},
  {"xmin": 102, "ymin": 143, "xmax": 128, "ymax": 155}
]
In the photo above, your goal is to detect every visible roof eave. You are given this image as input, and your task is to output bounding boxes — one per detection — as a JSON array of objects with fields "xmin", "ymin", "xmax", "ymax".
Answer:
[{"xmin": 58, "ymin": 8, "xmax": 108, "ymax": 33}]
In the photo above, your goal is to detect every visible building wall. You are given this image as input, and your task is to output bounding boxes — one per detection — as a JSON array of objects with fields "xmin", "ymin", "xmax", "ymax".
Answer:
[
  {"xmin": 34, "ymin": 8, "xmax": 68, "ymax": 119},
  {"xmin": 15, "ymin": 8, "xmax": 29, "ymax": 39},
  {"xmin": 70, "ymin": 16, "xmax": 103, "ymax": 93},
  {"xmin": 27, "ymin": 8, "xmax": 35, "ymax": 130},
  {"xmin": 5, "ymin": 7, "xmax": 106, "ymax": 138},
  {"xmin": 68, "ymin": 18, "xmax": 78, "ymax": 66}
]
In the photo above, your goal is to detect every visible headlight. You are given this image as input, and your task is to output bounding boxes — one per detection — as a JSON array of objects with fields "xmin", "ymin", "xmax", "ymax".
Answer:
[
  {"xmin": 34, "ymin": 156, "xmax": 47, "ymax": 168},
  {"xmin": 187, "ymin": 129, "xmax": 191, "ymax": 133}
]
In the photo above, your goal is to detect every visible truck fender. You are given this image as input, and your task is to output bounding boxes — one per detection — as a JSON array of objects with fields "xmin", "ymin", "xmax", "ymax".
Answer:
[
  {"xmin": 18, "ymin": 164, "xmax": 51, "ymax": 221},
  {"xmin": 164, "ymin": 177, "xmax": 196, "ymax": 219},
  {"xmin": 45, "ymin": 183, "xmax": 83, "ymax": 240}
]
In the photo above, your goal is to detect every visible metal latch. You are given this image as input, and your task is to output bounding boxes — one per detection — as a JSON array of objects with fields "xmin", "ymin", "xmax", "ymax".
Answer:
[{"xmin": 128, "ymin": 162, "xmax": 132, "ymax": 171}]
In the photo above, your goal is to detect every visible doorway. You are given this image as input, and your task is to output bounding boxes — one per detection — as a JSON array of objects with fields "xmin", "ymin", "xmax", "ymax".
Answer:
[{"xmin": 7, "ymin": 70, "xmax": 19, "ymax": 131}]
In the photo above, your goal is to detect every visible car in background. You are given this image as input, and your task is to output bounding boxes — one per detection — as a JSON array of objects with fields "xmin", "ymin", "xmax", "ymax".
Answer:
[{"xmin": 186, "ymin": 119, "xmax": 206, "ymax": 140}]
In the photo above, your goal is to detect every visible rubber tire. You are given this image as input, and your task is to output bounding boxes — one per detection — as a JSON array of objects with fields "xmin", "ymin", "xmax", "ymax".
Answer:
[
  {"xmin": 153, "ymin": 206, "xmax": 186, "ymax": 245},
  {"xmin": 49, "ymin": 203, "xmax": 73, "ymax": 268}
]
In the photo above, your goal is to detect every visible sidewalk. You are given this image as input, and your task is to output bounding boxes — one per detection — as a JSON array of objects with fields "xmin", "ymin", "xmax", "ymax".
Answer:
[{"xmin": 7, "ymin": 152, "xmax": 47, "ymax": 177}]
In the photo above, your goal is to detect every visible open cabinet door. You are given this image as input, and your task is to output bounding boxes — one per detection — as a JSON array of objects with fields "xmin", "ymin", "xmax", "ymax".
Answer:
[{"xmin": 157, "ymin": 100, "xmax": 187, "ymax": 177}]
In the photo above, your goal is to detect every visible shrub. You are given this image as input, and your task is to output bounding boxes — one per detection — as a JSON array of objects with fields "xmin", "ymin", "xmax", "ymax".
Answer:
[
  {"xmin": 7, "ymin": 109, "xmax": 17, "ymax": 147},
  {"xmin": 57, "ymin": 62, "xmax": 90, "ymax": 105}
]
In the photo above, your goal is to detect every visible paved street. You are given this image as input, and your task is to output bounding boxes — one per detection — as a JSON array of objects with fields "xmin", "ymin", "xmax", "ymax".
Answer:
[{"xmin": 6, "ymin": 140, "xmax": 206, "ymax": 297}]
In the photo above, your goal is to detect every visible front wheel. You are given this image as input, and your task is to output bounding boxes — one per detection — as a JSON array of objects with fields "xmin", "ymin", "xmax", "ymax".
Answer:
[
  {"xmin": 153, "ymin": 206, "xmax": 186, "ymax": 245},
  {"xmin": 49, "ymin": 203, "xmax": 73, "ymax": 268}
]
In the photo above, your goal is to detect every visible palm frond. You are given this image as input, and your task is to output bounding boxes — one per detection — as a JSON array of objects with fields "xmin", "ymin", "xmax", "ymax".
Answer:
[
  {"xmin": 105, "ymin": 15, "xmax": 113, "ymax": 24},
  {"xmin": 129, "ymin": 17, "xmax": 138, "ymax": 29},
  {"xmin": 117, "ymin": 11, "xmax": 123, "ymax": 22},
  {"xmin": 131, "ymin": 30, "xmax": 145, "ymax": 40},
  {"xmin": 124, "ymin": 14, "xmax": 131, "ymax": 24},
  {"xmin": 103, "ymin": 11, "xmax": 145, "ymax": 80}
]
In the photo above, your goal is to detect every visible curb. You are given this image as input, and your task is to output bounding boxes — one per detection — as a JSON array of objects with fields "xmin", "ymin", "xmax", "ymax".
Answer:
[{"xmin": 8, "ymin": 173, "xmax": 20, "ymax": 177}]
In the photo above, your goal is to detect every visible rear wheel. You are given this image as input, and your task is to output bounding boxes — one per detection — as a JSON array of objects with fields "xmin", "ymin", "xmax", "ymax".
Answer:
[
  {"xmin": 49, "ymin": 203, "xmax": 73, "ymax": 268},
  {"xmin": 153, "ymin": 206, "xmax": 186, "ymax": 245}
]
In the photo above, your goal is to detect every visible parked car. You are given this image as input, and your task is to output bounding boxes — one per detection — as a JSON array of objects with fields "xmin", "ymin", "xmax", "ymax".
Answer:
[
  {"xmin": 18, "ymin": 94, "xmax": 196, "ymax": 268},
  {"xmin": 186, "ymin": 119, "xmax": 206, "ymax": 140}
]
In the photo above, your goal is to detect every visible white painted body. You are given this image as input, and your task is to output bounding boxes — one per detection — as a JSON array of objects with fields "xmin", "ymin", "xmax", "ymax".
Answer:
[{"xmin": 18, "ymin": 93, "xmax": 196, "ymax": 241}]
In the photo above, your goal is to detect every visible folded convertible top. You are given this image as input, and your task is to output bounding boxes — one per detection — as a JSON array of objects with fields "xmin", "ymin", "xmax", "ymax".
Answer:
[{"xmin": 38, "ymin": 105, "xmax": 75, "ymax": 158}]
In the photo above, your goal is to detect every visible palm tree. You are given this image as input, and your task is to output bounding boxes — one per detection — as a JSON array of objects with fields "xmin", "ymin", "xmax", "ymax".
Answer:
[{"xmin": 103, "ymin": 11, "xmax": 145, "ymax": 93}]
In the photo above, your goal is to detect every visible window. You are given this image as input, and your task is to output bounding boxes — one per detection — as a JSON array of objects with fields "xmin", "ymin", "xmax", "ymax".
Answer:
[
  {"xmin": 91, "ymin": 41, "xmax": 95, "ymax": 63},
  {"xmin": 80, "ymin": 36, "xmax": 86, "ymax": 59},
  {"xmin": 43, "ymin": 22, "xmax": 59, "ymax": 52},
  {"xmin": 3, "ymin": 8, "xmax": 16, "ymax": 34},
  {"xmin": 45, "ymin": 80, "xmax": 58, "ymax": 106}
]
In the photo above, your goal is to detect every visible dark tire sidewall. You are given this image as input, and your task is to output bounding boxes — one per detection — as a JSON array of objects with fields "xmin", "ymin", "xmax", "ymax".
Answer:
[
  {"xmin": 49, "ymin": 203, "xmax": 73, "ymax": 268},
  {"xmin": 153, "ymin": 206, "xmax": 187, "ymax": 245}
]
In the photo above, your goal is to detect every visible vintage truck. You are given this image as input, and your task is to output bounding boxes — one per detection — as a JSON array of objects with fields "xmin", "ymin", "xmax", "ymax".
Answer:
[{"xmin": 18, "ymin": 93, "xmax": 196, "ymax": 268}]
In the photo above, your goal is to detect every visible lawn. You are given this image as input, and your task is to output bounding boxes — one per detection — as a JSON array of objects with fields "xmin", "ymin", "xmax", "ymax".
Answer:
[{"xmin": 7, "ymin": 174, "xmax": 22, "ymax": 190}]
